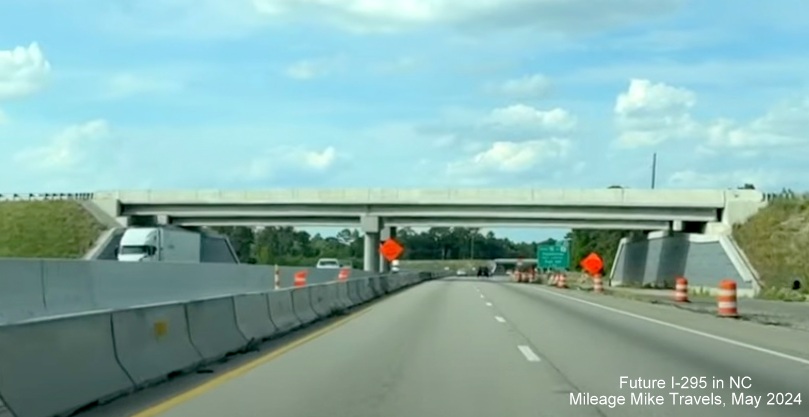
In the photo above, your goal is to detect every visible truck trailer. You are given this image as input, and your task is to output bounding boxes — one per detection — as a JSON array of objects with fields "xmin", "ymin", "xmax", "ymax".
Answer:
[{"xmin": 116, "ymin": 227, "xmax": 202, "ymax": 262}]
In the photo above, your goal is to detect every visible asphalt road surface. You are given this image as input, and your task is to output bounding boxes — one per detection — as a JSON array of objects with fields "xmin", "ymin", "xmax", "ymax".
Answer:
[{"xmin": 84, "ymin": 276, "xmax": 809, "ymax": 417}]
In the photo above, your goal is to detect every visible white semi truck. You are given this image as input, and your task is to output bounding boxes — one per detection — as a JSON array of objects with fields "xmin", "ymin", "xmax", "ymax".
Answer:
[{"xmin": 116, "ymin": 227, "xmax": 202, "ymax": 262}]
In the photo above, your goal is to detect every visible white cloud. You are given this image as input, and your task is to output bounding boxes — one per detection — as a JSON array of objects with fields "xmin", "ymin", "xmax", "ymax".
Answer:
[
  {"xmin": 0, "ymin": 42, "xmax": 51, "ymax": 100},
  {"xmin": 614, "ymin": 79, "xmax": 809, "ymax": 152},
  {"xmin": 13, "ymin": 120, "xmax": 111, "ymax": 171},
  {"xmin": 485, "ymin": 104, "xmax": 577, "ymax": 132},
  {"xmin": 252, "ymin": 0, "xmax": 681, "ymax": 34},
  {"xmin": 238, "ymin": 145, "xmax": 340, "ymax": 180},
  {"xmin": 102, "ymin": 73, "xmax": 183, "ymax": 99},
  {"xmin": 668, "ymin": 169, "xmax": 784, "ymax": 189},
  {"xmin": 284, "ymin": 57, "xmax": 344, "ymax": 80},
  {"xmin": 446, "ymin": 138, "xmax": 570, "ymax": 177},
  {"xmin": 614, "ymin": 79, "xmax": 699, "ymax": 148},
  {"xmin": 301, "ymin": 146, "xmax": 337, "ymax": 170},
  {"xmin": 705, "ymin": 98, "xmax": 809, "ymax": 149},
  {"xmin": 492, "ymin": 74, "xmax": 551, "ymax": 98}
]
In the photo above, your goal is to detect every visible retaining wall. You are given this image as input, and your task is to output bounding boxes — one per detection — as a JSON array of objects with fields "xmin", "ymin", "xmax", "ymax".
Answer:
[{"xmin": 610, "ymin": 232, "xmax": 760, "ymax": 296}]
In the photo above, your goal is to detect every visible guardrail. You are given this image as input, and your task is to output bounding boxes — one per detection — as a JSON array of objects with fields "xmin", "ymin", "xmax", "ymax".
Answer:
[
  {"xmin": 0, "ymin": 193, "xmax": 95, "ymax": 201},
  {"xmin": 0, "ymin": 271, "xmax": 436, "ymax": 417}
]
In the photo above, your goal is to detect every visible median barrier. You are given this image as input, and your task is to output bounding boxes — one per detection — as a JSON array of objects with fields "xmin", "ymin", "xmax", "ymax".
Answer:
[
  {"xmin": 347, "ymin": 280, "xmax": 363, "ymax": 305},
  {"xmin": 186, "ymin": 297, "xmax": 248, "ymax": 362},
  {"xmin": 233, "ymin": 293, "xmax": 278, "ymax": 342},
  {"xmin": 0, "ymin": 260, "xmax": 47, "ymax": 324},
  {"xmin": 267, "ymin": 289, "xmax": 301, "ymax": 334},
  {"xmin": 359, "ymin": 278, "xmax": 374, "ymax": 302},
  {"xmin": 335, "ymin": 281, "xmax": 353, "ymax": 309},
  {"xmin": 322, "ymin": 282, "xmax": 341, "ymax": 314},
  {"xmin": 112, "ymin": 303, "xmax": 203, "ymax": 387},
  {"xmin": 0, "ymin": 270, "xmax": 436, "ymax": 417},
  {"xmin": 309, "ymin": 284, "xmax": 333, "ymax": 319},
  {"xmin": 291, "ymin": 287, "xmax": 318, "ymax": 325},
  {"xmin": 370, "ymin": 277, "xmax": 383, "ymax": 297},
  {"xmin": 0, "ymin": 313, "xmax": 134, "ymax": 417},
  {"xmin": 378, "ymin": 275, "xmax": 391, "ymax": 294}
]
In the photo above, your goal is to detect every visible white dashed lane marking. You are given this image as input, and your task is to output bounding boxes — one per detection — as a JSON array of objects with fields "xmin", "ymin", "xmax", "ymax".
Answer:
[
  {"xmin": 494, "ymin": 316, "xmax": 506, "ymax": 323},
  {"xmin": 518, "ymin": 345, "xmax": 541, "ymax": 362}
]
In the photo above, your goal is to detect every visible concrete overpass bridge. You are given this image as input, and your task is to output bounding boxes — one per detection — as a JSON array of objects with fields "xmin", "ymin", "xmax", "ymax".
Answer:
[{"xmin": 90, "ymin": 188, "xmax": 766, "ymax": 274}]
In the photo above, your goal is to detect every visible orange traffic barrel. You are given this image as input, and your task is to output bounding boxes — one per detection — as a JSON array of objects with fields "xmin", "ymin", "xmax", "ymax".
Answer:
[
  {"xmin": 293, "ymin": 270, "xmax": 308, "ymax": 287},
  {"xmin": 674, "ymin": 277, "xmax": 688, "ymax": 302},
  {"xmin": 593, "ymin": 274, "xmax": 604, "ymax": 293},
  {"xmin": 717, "ymin": 279, "xmax": 738, "ymax": 317}
]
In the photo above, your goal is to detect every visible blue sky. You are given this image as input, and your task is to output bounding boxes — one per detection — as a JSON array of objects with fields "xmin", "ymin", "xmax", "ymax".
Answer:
[{"xmin": 1, "ymin": 0, "xmax": 808, "ymax": 243}]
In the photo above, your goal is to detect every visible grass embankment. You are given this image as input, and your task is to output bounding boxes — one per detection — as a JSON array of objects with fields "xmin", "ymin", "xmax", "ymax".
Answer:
[
  {"xmin": 733, "ymin": 195, "xmax": 809, "ymax": 301},
  {"xmin": 0, "ymin": 201, "xmax": 105, "ymax": 258}
]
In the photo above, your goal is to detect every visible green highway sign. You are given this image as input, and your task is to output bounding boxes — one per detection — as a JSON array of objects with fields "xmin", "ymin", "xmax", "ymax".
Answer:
[{"xmin": 537, "ymin": 242, "xmax": 570, "ymax": 270}]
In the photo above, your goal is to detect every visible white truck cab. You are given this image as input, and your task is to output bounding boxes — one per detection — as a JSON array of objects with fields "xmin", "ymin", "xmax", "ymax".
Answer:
[
  {"xmin": 315, "ymin": 258, "xmax": 341, "ymax": 269},
  {"xmin": 117, "ymin": 227, "xmax": 201, "ymax": 262}
]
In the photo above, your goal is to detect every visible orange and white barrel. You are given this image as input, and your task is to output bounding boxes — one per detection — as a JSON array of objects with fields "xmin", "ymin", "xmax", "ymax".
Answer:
[
  {"xmin": 338, "ymin": 268, "xmax": 350, "ymax": 282},
  {"xmin": 274, "ymin": 265, "xmax": 281, "ymax": 290},
  {"xmin": 717, "ymin": 279, "xmax": 738, "ymax": 317},
  {"xmin": 593, "ymin": 274, "xmax": 604, "ymax": 293},
  {"xmin": 293, "ymin": 270, "xmax": 308, "ymax": 287},
  {"xmin": 674, "ymin": 277, "xmax": 688, "ymax": 302}
]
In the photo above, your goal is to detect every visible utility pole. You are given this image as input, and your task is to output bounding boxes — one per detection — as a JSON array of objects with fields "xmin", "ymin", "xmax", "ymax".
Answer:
[{"xmin": 651, "ymin": 152, "xmax": 657, "ymax": 189}]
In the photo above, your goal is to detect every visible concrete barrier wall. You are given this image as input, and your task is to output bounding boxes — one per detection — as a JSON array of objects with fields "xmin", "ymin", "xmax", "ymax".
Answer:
[
  {"xmin": 347, "ymin": 280, "xmax": 363, "ymax": 305},
  {"xmin": 233, "ymin": 293, "xmax": 277, "ymax": 342},
  {"xmin": 267, "ymin": 289, "xmax": 301, "ymax": 333},
  {"xmin": 0, "ymin": 314, "xmax": 134, "ymax": 417},
  {"xmin": 0, "ymin": 259, "xmax": 388, "ymax": 325},
  {"xmin": 336, "ymin": 281, "xmax": 352, "ymax": 309},
  {"xmin": 290, "ymin": 288, "xmax": 318, "ymax": 325},
  {"xmin": 611, "ymin": 232, "xmax": 758, "ymax": 295},
  {"xmin": 112, "ymin": 304, "xmax": 202, "ymax": 386},
  {"xmin": 309, "ymin": 284, "xmax": 332, "ymax": 318},
  {"xmin": 186, "ymin": 297, "xmax": 247, "ymax": 361},
  {"xmin": 0, "ymin": 272, "xmax": 431, "ymax": 417}
]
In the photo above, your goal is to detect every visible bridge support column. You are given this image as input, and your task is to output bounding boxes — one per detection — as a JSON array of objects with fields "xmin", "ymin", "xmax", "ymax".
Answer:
[
  {"xmin": 379, "ymin": 226, "xmax": 397, "ymax": 273},
  {"xmin": 361, "ymin": 215, "xmax": 381, "ymax": 273}
]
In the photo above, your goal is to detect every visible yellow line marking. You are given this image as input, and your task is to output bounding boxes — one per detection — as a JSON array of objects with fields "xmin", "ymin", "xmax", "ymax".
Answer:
[{"xmin": 130, "ymin": 308, "xmax": 372, "ymax": 417}]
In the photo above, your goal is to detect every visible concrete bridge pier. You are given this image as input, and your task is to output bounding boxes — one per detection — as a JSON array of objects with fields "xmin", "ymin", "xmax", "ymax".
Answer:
[{"xmin": 361, "ymin": 215, "xmax": 381, "ymax": 273}]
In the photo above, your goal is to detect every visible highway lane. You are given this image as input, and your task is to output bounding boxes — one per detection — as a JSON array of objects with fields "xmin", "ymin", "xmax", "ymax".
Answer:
[{"xmin": 83, "ymin": 276, "xmax": 808, "ymax": 417}]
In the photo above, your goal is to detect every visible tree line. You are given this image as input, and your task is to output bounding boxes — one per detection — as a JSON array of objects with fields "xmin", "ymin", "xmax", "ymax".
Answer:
[{"xmin": 210, "ymin": 226, "xmax": 556, "ymax": 267}]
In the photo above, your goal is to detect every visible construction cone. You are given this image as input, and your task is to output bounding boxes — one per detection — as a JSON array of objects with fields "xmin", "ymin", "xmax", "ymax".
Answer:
[
  {"xmin": 717, "ymin": 279, "xmax": 739, "ymax": 318},
  {"xmin": 338, "ymin": 268, "xmax": 350, "ymax": 282},
  {"xmin": 674, "ymin": 277, "xmax": 688, "ymax": 302},
  {"xmin": 593, "ymin": 273, "xmax": 604, "ymax": 293}
]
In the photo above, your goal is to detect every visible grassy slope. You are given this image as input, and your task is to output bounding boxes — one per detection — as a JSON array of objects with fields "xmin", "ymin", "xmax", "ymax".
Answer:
[
  {"xmin": 733, "ymin": 197, "xmax": 809, "ymax": 299},
  {"xmin": 0, "ymin": 201, "xmax": 106, "ymax": 259}
]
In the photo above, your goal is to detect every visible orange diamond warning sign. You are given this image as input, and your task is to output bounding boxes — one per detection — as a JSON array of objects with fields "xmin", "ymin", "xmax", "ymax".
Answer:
[
  {"xmin": 579, "ymin": 252, "xmax": 603, "ymax": 275},
  {"xmin": 379, "ymin": 239, "xmax": 404, "ymax": 262}
]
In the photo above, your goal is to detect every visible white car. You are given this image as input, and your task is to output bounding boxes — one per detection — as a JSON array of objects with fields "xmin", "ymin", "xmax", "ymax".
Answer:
[{"xmin": 316, "ymin": 258, "xmax": 341, "ymax": 269}]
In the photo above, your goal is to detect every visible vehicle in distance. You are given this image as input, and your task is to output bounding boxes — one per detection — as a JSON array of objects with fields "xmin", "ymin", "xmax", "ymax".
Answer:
[
  {"xmin": 116, "ymin": 227, "xmax": 201, "ymax": 262},
  {"xmin": 476, "ymin": 266, "xmax": 490, "ymax": 278},
  {"xmin": 316, "ymin": 258, "xmax": 341, "ymax": 269},
  {"xmin": 456, "ymin": 268, "xmax": 468, "ymax": 276}
]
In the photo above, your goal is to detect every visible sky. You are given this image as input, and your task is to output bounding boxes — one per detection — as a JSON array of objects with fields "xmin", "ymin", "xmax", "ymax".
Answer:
[{"xmin": 1, "ymin": 0, "xmax": 808, "ymax": 243}]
